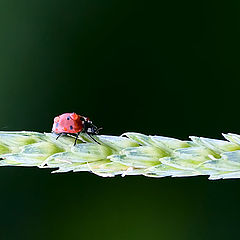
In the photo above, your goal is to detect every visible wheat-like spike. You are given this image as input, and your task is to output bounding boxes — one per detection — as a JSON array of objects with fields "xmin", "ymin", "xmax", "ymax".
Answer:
[{"xmin": 1, "ymin": 131, "xmax": 240, "ymax": 180}]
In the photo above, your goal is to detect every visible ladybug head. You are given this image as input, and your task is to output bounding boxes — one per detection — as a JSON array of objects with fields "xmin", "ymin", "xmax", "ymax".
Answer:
[{"xmin": 81, "ymin": 117, "xmax": 102, "ymax": 135}]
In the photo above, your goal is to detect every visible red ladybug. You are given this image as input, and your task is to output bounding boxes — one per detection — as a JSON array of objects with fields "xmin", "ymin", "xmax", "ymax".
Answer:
[{"xmin": 52, "ymin": 113, "xmax": 101, "ymax": 145}]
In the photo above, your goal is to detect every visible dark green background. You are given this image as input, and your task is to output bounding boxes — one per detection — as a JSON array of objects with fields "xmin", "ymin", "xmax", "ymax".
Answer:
[{"xmin": 0, "ymin": 1, "xmax": 240, "ymax": 239}]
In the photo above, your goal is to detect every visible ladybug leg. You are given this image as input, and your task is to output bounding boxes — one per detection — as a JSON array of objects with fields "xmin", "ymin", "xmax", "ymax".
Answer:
[
  {"xmin": 74, "ymin": 132, "xmax": 80, "ymax": 146},
  {"xmin": 87, "ymin": 133, "xmax": 101, "ymax": 144},
  {"xmin": 56, "ymin": 132, "xmax": 63, "ymax": 140}
]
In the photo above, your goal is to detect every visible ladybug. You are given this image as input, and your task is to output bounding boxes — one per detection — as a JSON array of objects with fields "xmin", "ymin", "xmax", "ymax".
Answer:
[{"xmin": 52, "ymin": 113, "xmax": 101, "ymax": 145}]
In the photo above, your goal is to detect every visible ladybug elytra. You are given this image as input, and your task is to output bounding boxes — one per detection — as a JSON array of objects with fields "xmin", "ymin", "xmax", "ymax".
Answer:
[{"xmin": 52, "ymin": 113, "xmax": 101, "ymax": 145}]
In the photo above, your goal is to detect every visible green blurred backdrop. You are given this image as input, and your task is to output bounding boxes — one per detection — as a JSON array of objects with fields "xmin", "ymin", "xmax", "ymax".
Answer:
[{"xmin": 0, "ymin": 0, "xmax": 240, "ymax": 239}]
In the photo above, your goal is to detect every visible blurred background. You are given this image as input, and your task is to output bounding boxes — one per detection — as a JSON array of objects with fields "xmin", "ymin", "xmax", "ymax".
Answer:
[{"xmin": 0, "ymin": 0, "xmax": 240, "ymax": 239}]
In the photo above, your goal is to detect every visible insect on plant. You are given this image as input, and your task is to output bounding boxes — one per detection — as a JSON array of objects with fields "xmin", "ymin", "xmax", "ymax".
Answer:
[{"xmin": 52, "ymin": 112, "xmax": 102, "ymax": 145}]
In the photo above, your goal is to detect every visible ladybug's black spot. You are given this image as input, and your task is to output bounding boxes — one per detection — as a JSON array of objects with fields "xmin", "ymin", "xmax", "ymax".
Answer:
[
  {"xmin": 70, "ymin": 125, "xmax": 73, "ymax": 130},
  {"xmin": 67, "ymin": 117, "xmax": 70, "ymax": 120},
  {"xmin": 56, "ymin": 123, "xmax": 59, "ymax": 127}
]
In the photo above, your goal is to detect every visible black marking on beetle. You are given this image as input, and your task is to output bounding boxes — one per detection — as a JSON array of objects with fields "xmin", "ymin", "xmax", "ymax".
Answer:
[
  {"xmin": 70, "ymin": 125, "xmax": 73, "ymax": 130},
  {"xmin": 56, "ymin": 122, "xmax": 59, "ymax": 127},
  {"xmin": 67, "ymin": 117, "xmax": 70, "ymax": 120}
]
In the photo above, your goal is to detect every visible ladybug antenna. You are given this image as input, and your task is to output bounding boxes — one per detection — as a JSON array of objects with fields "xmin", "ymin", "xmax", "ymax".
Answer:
[{"xmin": 95, "ymin": 127, "xmax": 103, "ymax": 134}]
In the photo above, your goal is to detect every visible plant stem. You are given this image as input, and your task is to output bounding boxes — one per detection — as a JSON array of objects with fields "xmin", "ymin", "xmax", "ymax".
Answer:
[{"xmin": 1, "ymin": 131, "xmax": 240, "ymax": 180}]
